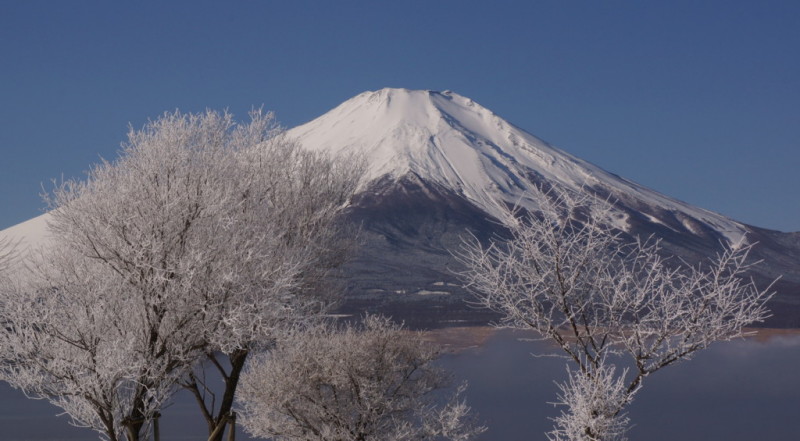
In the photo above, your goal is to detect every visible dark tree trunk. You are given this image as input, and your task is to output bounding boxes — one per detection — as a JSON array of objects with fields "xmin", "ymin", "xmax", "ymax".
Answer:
[
  {"xmin": 184, "ymin": 349, "xmax": 250, "ymax": 441},
  {"xmin": 153, "ymin": 412, "xmax": 161, "ymax": 441}
]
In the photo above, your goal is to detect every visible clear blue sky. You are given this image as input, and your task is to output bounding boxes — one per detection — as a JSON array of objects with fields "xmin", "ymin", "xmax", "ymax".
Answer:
[{"xmin": 1, "ymin": 1, "xmax": 798, "ymax": 231}]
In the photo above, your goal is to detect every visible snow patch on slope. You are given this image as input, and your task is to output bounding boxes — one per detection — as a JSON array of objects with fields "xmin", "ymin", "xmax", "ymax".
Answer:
[
  {"xmin": 0, "ymin": 214, "xmax": 51, "ymax": 250},
  {"xmin": 0, "ymin": 213, "xmax": 52, "ymax": 271}
]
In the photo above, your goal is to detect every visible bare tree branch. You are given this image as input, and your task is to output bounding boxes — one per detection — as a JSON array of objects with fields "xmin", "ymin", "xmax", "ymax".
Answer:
[{"xmin": 457, "ymin": 185, "xmax": 774, "ymax": 441}]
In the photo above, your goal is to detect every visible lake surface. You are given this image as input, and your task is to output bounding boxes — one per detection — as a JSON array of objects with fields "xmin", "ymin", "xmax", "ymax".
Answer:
[
  {"xmin": 2, "ymin": 328, "xmax": 799, "ymax": 441},
  {"xmin": 438, "ymin": 328, "xmax": 800, "ymax": 441}
]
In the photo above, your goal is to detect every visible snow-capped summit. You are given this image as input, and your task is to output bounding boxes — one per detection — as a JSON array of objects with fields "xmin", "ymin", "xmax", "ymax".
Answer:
[
  {"xmin": 289, "ymin": 88, "xmax": 746, "ymax": 244},
  {"xmin": 290, "ymin": 88, "xmax": 570, "ymax": 194}
]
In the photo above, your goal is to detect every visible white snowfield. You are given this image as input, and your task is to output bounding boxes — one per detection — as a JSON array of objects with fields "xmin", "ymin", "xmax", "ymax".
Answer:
[
  {"xmin": 1, "ymin": 88, "xmax": 747, "ymax": 251},
  {"xmin": 0, "ymin": 213, "xmax": 51, "ymax": 272},
  {"xmin": 288, "ymin": 88, "xmax": 747, "ymax": 244},
  {"xmin": 0, "ymin": 213, "xmax": 50, "ymax": 250}
]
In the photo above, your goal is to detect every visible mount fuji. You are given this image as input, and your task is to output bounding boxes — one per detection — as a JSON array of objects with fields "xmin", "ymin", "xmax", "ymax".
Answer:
[
  {"xmin": 2, "ymin": 88, "xmax": 799, "ymax": 326},
  {"xmin": 288, "ymin": 88, "xmax": 800, "ymax": 327},
  {"xmin": 290, "ymin": 88, "xmax": 752, "ymax": 240}
]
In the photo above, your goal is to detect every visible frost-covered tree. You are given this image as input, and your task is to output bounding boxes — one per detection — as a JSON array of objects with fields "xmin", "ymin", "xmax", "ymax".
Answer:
[
  {"xmin": 237, "ymin": 315, "xmax": 486, "ymax": 441},
  {"xmin": 0, "ymin": 109, "xmax": 360, "ymax": 441},
  {"xmin": 0, "ymin": 242, "xmax": 193, "ymax": 441},
  {"xmin": 548, "ymin": 360, "xmax": 632, "ymax": 441},
  {"xmin": 458, "ymin": 187, "xmax": 773, "ymax": 441},
  {"xmin": 179, "ymin": 115, "xmax": 362, "ymax": 441}
]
